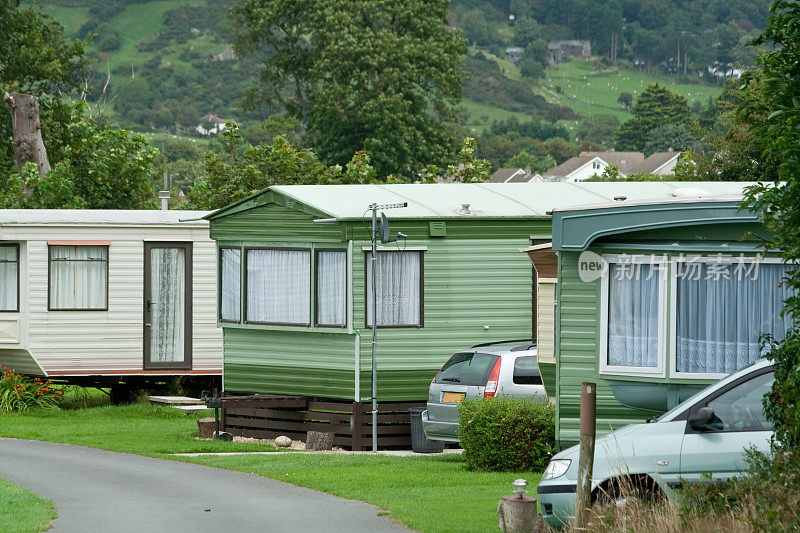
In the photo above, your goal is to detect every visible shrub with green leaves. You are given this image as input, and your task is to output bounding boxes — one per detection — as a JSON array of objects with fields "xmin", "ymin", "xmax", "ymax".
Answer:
[
  {"xmin": 458, "ymin": 396, "xmax": 555, "ymax": 471},
  {"xmin": 0, "ymin": 365, "xmax": 62, "ymax": 412}
]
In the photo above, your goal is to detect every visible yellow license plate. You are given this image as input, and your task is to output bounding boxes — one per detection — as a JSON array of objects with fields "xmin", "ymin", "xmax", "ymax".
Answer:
[{"xmin": 441, "ymin": 392, "xmax": 465, "ymax": 403}]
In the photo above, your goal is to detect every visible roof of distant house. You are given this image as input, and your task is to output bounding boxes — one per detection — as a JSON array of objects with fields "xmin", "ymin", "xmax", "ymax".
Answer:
[
  {"xmin": 628, "ymin": 151, "xmax": 681, "ymax": 174},
  {"xmin": 199, "ymin": 113, "xmax": 228, "ymax": 124},
  {"xmin": 544, "ymin": 151, "xmax": 645, "ymax": 178},
  {"xmin": 489, "ymin": 168, "xmax": 530, "ymax": 183}
]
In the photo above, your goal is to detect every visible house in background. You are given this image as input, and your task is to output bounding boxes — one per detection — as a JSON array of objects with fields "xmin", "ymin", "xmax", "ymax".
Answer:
[
  {"xmin": 488, "ymin": 166, "xmax": 543, "ymax": 183},
  {"xmin": 628, "ymin": 151, "xmax": 682, "ymax": 176},
  {"xmin": 543, "ymin": 151, "xmax": 644, "ymax": 182},
  {"xmin": 196, "ymin": 113, "xmax": 230, "ymax": 136},
  {"xmin": 203, "ymin": 181, "xmax": 754, "ymax": 448},
  {"xmin": 548, "ymin": 40, "xmax": 591, "ymax": 63},
  {"xmin": 0, "ymin": 210, "xmax": 221, "ymax": 396},
  {"xmin": 541, "ymin": 187, "xmax": 789, "ymax": 448}
]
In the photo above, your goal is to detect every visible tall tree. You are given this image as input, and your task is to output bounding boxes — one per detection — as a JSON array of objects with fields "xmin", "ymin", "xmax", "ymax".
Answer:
[
  {"xmin": 228, "ymin": 0, "xmax": 467, "ymax": 179},
  {"xmin": 0, "ymin": 0, "xmax": 90, "ymax": 176},
  {"xmin": 742, "ymin": 0, "xmax": 800, "ymax": 449},
  {"xmin": 614, "ymin": 83, "xmax": 697, "ymax": 151}
]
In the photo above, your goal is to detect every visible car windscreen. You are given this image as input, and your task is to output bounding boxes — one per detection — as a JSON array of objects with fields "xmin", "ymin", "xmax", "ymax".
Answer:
[{"xmin": 434, "ymin": 352, "xmax": 498, "ymax": 386}]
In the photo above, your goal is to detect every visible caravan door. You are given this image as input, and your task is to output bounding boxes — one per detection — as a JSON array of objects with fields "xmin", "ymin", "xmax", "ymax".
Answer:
[{"xmin": 143, "ymin": 242, "xmax": 192, "ymax": 370}]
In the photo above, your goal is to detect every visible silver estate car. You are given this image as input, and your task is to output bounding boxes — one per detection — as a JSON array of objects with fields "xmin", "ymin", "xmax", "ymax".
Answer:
[
  {"xmin": 421, "ymin": 342, "xmax": 547, "ymax": 442},
  {"xmin": 537, "ymin": 359, "xmax": 774, "ymax": 528}
]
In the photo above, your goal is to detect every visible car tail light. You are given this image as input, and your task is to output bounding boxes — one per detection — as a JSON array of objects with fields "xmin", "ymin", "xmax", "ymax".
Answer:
[{"xmin": 484, "ymin": 357, "xmax": 502, "ymax": 398}]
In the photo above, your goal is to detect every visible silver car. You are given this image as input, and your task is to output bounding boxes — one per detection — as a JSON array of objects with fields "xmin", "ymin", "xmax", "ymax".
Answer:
[{"xmin": 421, "ymin": 342, "xmax": 546, "ymax": 442}]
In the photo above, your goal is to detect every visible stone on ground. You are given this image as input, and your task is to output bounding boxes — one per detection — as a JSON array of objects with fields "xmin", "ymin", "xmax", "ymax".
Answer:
[
  {"xmin": 305, "ymin": 431, "xmax": 334, "ymax": 451},
  {"xmin": 274, "ymin": 436, "xmax": 292, "ymax": 448}
]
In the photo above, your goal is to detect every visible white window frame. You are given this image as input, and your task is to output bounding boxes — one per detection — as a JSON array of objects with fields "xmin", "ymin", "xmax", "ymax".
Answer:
[
  {"xmin": 669, "ymin": 255, "xmax": 788, "ymax": 380},
  {"xmin": 599, "ymin": 253, "xmax": 667, "ymax": 377}
]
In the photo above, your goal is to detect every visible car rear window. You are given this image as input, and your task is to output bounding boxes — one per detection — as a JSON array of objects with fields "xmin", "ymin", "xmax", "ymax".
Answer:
[
  {"xmin": 513, "ymin": 356, "xmax": 542, "ymax": 385},
  {"xmin": 434, "ymin": 352, "xmax": 498, "ymax": 386}
]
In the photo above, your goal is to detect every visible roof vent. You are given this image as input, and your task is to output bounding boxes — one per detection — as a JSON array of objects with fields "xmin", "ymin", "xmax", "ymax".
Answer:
[
  {"xmin": 672, "ymin": 187, "xmax": 713, "ymax": 198},
  {"xmin": 613, "ymin": 195, "xmax": 627, "ymax": 201},
  {"xmin": 457, "ymin": 203, "xmax": 473, "ymax": 215}
]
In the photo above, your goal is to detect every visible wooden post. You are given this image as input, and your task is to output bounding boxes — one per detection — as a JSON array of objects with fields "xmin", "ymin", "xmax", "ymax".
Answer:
[
  {"xmin": 351, "ymin": 401, "xmax": 363, "ymax": 451},
  {"xmin": 574, "ymin": 382, "xmax": 596, "ymax": 529}
]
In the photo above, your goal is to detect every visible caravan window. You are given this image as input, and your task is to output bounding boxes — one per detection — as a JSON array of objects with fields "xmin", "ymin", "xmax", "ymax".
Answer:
[
  {"xmin": 0, "ymin": 244, "xmax": 18, "ymax": 312},
  {"xmin": 48, "ymin": 245, "xmax": 108, "ymax": 310},
  {"xmin": 316, "ymin": 250, "xmax": 346, "ymax": 327},
  {"xmin": 245, "ymin": 248, "xmax": 310, "ymax": 325},
  {"xmin": 673, "ymin": 258, "xmax": 795, "ymax": 378},
  {"xmin": 365, "ymin": 251, "xmax": 423, "ymax": 327},
  {"xmin": 599, "ymin": 255, "xmax": 667, "ymax": 377},
  {"xmin": 219, "ymin": 248, "xmax": 241, "ymax": 322}
]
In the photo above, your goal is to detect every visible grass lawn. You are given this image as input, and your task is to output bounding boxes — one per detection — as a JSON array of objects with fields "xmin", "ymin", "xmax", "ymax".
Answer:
[
  {"xmin": 183, "ymin": 453, "xmax": 539, "ymax": 533},
  {"xmin": 1, "ymin": 403, "xmax": 541, "ymax": 532},
  {"xmin": 0, "ymin": 478, "xmax": 55, "ymax": 533},
  {"xmin": 0, "ymin": 403, "xmax": 276, "ymax": 456}
]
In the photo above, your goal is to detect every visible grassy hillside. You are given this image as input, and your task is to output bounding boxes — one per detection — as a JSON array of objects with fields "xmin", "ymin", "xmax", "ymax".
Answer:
[
  {"xmin": 537, "ymin": 60, "xmax": 722, "ymax": 122},
  {"xmin": 41, "ymin": 0, "xmax": 723, "ymax": 140}
]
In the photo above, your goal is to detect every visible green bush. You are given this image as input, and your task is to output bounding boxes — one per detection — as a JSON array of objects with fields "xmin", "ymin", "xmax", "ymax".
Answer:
[
  {"xmin": 0, "ymin": 365, "xmax": 62, "ymax": 412},
  {"xmin": 458, "ymin": 396, "xmax": 555, "ymax": 471}
]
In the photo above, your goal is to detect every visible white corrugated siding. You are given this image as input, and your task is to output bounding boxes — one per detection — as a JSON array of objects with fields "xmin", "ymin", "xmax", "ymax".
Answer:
[{"xmin": 0, "ymin": 224, "xmax": 221, "ymax": 374}]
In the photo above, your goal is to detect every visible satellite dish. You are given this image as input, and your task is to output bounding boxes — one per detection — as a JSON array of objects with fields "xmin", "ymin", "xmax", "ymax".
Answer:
[{"xmin": 379, "ymin": 212, "xmax": 392, "ymax": 243}]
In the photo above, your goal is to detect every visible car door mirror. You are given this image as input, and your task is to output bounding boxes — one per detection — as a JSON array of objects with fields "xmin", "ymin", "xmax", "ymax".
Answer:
[{"xmin": 688, "ymin": 406, "xmax": 716, "ymax": 431}]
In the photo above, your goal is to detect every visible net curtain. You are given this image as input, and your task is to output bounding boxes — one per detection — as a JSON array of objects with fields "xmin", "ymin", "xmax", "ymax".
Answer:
[
  {"xmin": 366, "ymin": 251, "xmax": 421, "ymax": 326},
  {"xmin": 0, "ymin": 246, "xmax": 17, "ymax": 310},
  {"xmin": 49, "ymin": 245, "xmax": 107, "ymax": 310},
  {"xmin": 317, "ymin": 251, "xmax": 346, "ymax": 326},
  {"xmin": 677, "ymin": 263, "xmax": 795, "ymax": 374},
  {"xmin": 149, "ymin": 247, "xmax": 185, "ymax": 363},
  {"xmin": 246, "ymin": 249, "xmax": 310, "ymax": 324},
  {"xmin": 607, "ymin": 263, "xmax": 660, "ymax": 368},
  {"xmin": 220, "ymin": 248, "xmax": 241, "ymax": 321}
]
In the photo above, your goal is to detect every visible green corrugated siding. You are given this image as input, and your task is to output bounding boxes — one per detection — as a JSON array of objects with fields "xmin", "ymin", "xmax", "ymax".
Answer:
[
  {"xmin": 211, "ymin": 199, "xmax": 550, "ymax": 401},
  {"xmin": 538, "ymin": 361, "xmax": 556, "ymax": 397},
  {"xmin": 556, "ymin": 253, "xmax": 650, "ymax": 449},
  {"xmin": 354, "ymin": 234, "xmax": 535, "ymax": 401},
  {"xmin": 223, "ymin": 328, "xmax": 356, "ymax": 397},
  {"xmin": 210, "ymin": 204, "xmax": 343, "ymax": 243}
]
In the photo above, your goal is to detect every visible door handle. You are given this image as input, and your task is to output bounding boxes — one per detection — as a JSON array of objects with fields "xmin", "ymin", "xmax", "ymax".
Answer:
[{"xmin": 145, "ymin": 323, "xmax": 151, "ymax": 327}]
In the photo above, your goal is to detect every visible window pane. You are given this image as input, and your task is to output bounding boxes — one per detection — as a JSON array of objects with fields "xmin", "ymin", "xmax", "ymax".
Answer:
[
  {"xmin": 49, "ymin": 245, "xmax": 108, "ymax": 310},
  {"xmin": 677, "ymin": 262, "xmax": 795, "ymax": 374},
  {"xmin": 366, "ymin": 251, "xmax": 421, "ymax": 326},
  {"xmin": 0, "ymin": 246, "xmax": 17, "ymax": 311},
  {"xmin": 220, "ymin": 248, "xmax": 241, "ymax": 322},
  {"xmin": 246, "ymin": 249, "xmax": 310, "ymax": 324},
  {"xmin": 706, "ymin": 372, "xmax": 774, "ymax": 431},
  {"xmin": 150, "ymin": 247, "xmax": 185, "ymax": 363},
  {"xmin": 434, "ymin": 352, "xmax": 498, "ymax": 386},
  {"xmin": 317, "ymin": 251, "xmax": 346, "ymax": 326},
  {"xmin": 608, "ymin": 263, "xmax": 660, "ymax": 367},
  {"xmin": 513, "ymin": 356, "xmax": 542, "ymax": 385}
]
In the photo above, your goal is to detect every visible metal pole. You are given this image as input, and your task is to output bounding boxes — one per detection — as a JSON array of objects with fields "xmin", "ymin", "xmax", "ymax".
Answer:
[
  {"xmin": 371, "ymin": 203, "xmax": 378, "ymax": 452},
  {"xmin": 574, "ymin": 381, "xmax": 597, "ymax": 529}
]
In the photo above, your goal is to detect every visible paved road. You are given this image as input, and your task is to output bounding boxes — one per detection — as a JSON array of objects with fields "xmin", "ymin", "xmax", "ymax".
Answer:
[{"xmin": 0, "ymin": 438, "xmax": 409, "ymax": 533}]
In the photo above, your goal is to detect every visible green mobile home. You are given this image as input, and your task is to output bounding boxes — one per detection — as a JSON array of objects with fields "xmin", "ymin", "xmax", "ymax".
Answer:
[{"xmin": 548, "ymin": 190, "xmax": 792, "ymax": 448}]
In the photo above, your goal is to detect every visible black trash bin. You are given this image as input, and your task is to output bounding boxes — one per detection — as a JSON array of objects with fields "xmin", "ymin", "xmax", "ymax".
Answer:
[{"xmin": 408, "ymin": 407, "xmax": 444, "ymax": 453}]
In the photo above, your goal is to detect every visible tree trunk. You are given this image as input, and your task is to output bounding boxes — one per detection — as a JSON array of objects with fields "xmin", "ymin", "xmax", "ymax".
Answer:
[{"xmin": 4, "ymin": 92, "xmax": 51, "ymax": 178}]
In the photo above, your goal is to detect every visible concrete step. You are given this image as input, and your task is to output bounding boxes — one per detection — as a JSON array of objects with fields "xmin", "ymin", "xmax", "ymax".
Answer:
[{"xmin": 147, "ymin": 395, "xmax": 203, "ymax": 406}]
